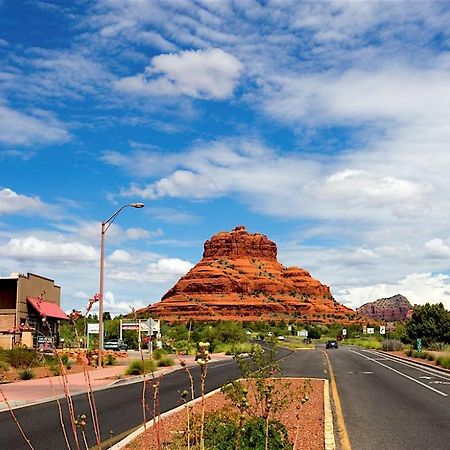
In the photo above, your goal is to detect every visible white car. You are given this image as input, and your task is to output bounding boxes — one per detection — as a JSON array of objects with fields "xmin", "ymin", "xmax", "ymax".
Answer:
[{"xmin": 277, "ymin": 336, "xmax": 285, "ymax": 341}]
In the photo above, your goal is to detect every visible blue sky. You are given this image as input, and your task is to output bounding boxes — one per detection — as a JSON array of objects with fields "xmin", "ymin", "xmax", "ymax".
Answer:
[{"xmin": 2, "ymin": 0, "xmax": 450, "ymax": 315}]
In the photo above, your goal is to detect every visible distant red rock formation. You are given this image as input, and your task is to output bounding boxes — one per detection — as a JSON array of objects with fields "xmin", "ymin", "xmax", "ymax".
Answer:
[
  {"xmin": 143, "ymin": 226, "xmax": 360, "ymax": 323},
  {"xmin": 357, "ymin": 294, "xmax": 413, "ymax": 322}
]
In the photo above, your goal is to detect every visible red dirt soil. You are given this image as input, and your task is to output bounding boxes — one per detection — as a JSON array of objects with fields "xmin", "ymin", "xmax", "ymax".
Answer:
[{"xmin": 125, "ymin": 378, "xmax": 324, "ymax": 450}]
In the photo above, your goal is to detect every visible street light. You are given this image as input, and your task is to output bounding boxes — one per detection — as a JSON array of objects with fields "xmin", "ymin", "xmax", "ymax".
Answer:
[{"xmin": 98, "ymin": 202, "xmax": 144, "ymax": 367}]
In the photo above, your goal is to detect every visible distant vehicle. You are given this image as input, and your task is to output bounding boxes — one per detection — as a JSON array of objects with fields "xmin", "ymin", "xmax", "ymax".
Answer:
[
  {"xmin": 246, "ymin": 330, "xmax": 252, "ymax": 335},
  {"xmin": 267, "ymin": 332, "xmax": 273, "ymax": 337},
  {"xmin": 303, "ymin": 338, "xmax": 312, "ymax": 344},
  {"xmin": 104, "ymin": 339, "xmax": 128, "ymax": 351},
  {"xmin": 326, "ymin": 340, "xmax": 338, "ymax": 349},
  {"xmin": 277, "ymin": 335, "xmax": 285, "ymax": 341}
]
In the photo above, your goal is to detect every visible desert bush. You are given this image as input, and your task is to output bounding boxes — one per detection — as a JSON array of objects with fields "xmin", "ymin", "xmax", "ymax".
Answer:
[
  {"xmin": 125, "ymin": 359, "xmax": 156, "ymax": 375},
  {"xmin": 7, "ymin": 347, "xmax": 42, "ymax": 368},
  {"xmin": 104, "ymin": 353, "xmax": 116, "ymax": 366},
  {"xmin": 19, "ymin": 368, "xmax": 35, "ymax": 380},
  {"xmin": 0, "ymin": 360, "xmax": 11, "ymax": 371},
  {"xmin": 60, "ymin": 352, "xmax": 69, "ymax": 365},
  {"xmin": 157, "ymin": 356, "xmax": 174, "ymax": 367},
  {"xmin": 201, "ymin": 413, "xmax": 292, "ymax": 450},
  {"xmin": 437, "ymin": 356, "xmax": 450, "ymax": 369},
  {"xmin": 152, "ymin": 348, "xmax": 165, "ymax": 360}
]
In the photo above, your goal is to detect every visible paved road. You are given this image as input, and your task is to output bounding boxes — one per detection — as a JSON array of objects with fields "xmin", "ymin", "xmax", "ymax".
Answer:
[
  {"xmin": 3, "ymin": 345, "xmax": 449, "ymax": 450},
  {"xmin": 326, "ymin": 345, "xmax": 450, "ymax": 450}
]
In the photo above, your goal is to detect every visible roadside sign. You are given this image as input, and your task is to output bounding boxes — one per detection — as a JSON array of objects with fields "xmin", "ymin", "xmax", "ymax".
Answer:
[
  {"xmin": 367, "ymin": 327, "xmax": 375, "ymax": 334},
  {"xmin": 299, "ymin": 330, "xmax": 308, "ymax": 337},
  {"xmin": 342, "ymin": 329, "xmax": 347, "ymax": 336},
  {"xmin": 87, "ymin": 323, "xmax": 99, "ymax": 334},
  {"xmin": 380, "ymin": 326, "xmax": 386, "ymax": 335},
  {"xmin": 122, "ymin": 322, "xmax": 140, "ymax": 331},
  {"xmin": 417, "ymin": 338, "xmax": 422, "ymax": 353}
]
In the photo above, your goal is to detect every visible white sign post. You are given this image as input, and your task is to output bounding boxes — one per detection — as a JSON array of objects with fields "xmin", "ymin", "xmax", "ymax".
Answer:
[
  {"xmin": 380, "ymin": 326, "xmax": 386, "ymax": 335},
  {"xmin": 367, "ymin": 327, "xmax": 375, "ymax": 334},
  {"xmin": 87, "ymin": 323, "xmax": 101, "ymax": 350},
  {"xmin": 342, "ymin": 328, "xmax": 347, "ymax": 337}
]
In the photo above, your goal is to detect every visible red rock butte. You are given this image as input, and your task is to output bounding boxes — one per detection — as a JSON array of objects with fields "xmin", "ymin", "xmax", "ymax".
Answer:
[{"xmin": 143, "ymin": 226, "xmax": 359, "ymax": 323}]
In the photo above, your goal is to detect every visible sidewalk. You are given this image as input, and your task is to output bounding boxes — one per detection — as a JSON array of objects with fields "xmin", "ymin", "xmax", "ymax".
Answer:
[{"xmin": 0, "ymin": 353, "xmax": 231, "ymax": 411}]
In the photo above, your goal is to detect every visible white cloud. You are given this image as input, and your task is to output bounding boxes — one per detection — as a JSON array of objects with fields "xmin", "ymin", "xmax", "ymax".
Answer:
[
  {"xmin": 108, "ymin": 249, "xmax": 132, "ymax": 263},
  {"xmin": 102, "ymin": 291, "xmax": 144, "ymax": 316},
  {"xmin": 425, "ymin": 239, "xmax": 450, "ymax": 259},
  {"xmin": 0, "ymin": 236, "xmax": 98, "ymax": 262},
  {"xmin": 0, "ymin": 188, "xmax": 51, "ymax": 215},
  {"xmin": 339, "ymin": 273, "xmax": 450, "ymax": 310},
  {"xmin": 110, "ymin": 257, "xmax": 193, "ymax": 283},
  {"xmin": 115, "ymin": 48, "xmax": 243, "ymax": 99},
  {"xmin": 126, "ymin": 227, "xmax": 163, "ymax": 240},
  {"xmin": 0, "ymin": 104, "xmax": 69, "ymax": 146}
]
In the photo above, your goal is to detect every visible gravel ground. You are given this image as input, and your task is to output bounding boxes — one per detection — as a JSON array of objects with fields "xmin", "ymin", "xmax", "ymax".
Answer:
[{"xmin": 125, "ymin": 378, "xmax": 325, "ymax": 449}]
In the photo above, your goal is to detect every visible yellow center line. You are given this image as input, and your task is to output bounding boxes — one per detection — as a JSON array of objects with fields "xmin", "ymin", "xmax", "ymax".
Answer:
[{"xmin": 322, "ymin": 350, "xmax": 352, "ymax": 450}]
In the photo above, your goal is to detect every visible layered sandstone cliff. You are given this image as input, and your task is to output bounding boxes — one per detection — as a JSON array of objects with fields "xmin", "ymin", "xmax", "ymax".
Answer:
[
  {"xmin": 144, "ymin": 226, "xmax": 359, "ymax": 323},
  {"xmin": 357, "ymin": 294, "xmax": 413, "ymax": 321}
]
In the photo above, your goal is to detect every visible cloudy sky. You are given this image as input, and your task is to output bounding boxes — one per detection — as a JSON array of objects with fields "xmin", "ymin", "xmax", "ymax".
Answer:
[{"xmin": 2, "ymin": 0, "xmax": 450, "ymax": 315}]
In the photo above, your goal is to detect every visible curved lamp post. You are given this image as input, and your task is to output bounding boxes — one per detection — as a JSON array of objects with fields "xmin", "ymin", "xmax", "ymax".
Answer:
[{"xmin": 98, "ymin": 202, "xmax": 144, "ymax": 367}]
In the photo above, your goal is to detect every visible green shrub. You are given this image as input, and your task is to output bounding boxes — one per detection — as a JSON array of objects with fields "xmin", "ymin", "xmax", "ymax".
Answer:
[
  {"xmin": 157, "ymin": 356, "xmax": 174, "ymax": 367},
  {"xmin": 437, "ymin": 356, "xmax": 450, "ymax": 369},
  {"xmin": 125, "ymin": 359, "xmax": 156, "ymax": 375},
  {"xmin": 8, "ymin": 347, "xmax": 42, "ymax": 368},
  {"xmin": 203, "ymin": 415, "xmax": 292, "ymax": 450},
  {"xmin": 19, "ymin": 369, "xmax": 35, "ymax": 380},
  {"xmin": 152, "ymin": 348, "xmax": 165, "ymax": 360},
  {"xmin": 60, "ymin": 353, "xmax": 69, "ymax": 365},
  {"xmin": 104, "ymin": 353, "xmax": 116, "ymax": 366},
  {"xmin": 0, "ymin": 360, "xmax": 11, "ymax": 371}
]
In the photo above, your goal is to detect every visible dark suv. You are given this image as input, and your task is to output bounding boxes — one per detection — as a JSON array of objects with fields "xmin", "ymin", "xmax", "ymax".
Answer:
[{"xmin": 326, "ymin": 340, "xmax": 338, "ymax": 349}]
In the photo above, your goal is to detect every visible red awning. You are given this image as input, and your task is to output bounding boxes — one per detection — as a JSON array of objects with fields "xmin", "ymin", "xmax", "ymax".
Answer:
[{"xmin": 26, "ymin": 297, "xmax": 68, "ymax": 320}]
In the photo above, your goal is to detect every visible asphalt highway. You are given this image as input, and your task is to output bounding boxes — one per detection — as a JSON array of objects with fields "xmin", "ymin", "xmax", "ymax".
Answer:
[
  {"xmin": 1, "ymin": 346, "xmax": 449, "ymax": 450},
  {"xmin": 326, "ymin": 346, "xmax": 450, "ymax": 450}
]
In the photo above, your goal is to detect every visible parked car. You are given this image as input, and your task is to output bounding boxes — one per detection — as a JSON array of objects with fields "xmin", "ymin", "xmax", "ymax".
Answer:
[
  {"xmin": 326, "ymin": 340, "xmax": 338, "ymax": 349},
  {"xmin": 104, "ymin": 339, "xmax": 128, "ymax": 351},
  {"xmin": 277, "ymin": 335, "xmax": 285, "ymax": 341}
]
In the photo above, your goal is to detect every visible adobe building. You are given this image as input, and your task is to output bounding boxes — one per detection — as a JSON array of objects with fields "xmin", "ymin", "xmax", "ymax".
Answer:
[{"xmin": 0, "ymin": 272, "xmax": 68, "ymax": 349}]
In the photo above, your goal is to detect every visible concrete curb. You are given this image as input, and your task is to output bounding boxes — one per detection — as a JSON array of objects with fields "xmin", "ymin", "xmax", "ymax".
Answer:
[{"xmin": 324, "ymin": 379, "xmax": 336, "ymax": 450}]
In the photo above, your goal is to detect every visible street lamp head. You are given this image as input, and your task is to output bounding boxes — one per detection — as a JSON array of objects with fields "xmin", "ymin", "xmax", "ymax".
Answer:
[{"xmin": 130, "ymin": 203, "xmax": 145, "ymax": 208}]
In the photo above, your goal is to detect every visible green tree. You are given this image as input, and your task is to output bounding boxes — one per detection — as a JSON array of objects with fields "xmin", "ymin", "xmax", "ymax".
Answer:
[{"xmin": 403, "ymin": 303, "xmax": 450, "ymax": 347}]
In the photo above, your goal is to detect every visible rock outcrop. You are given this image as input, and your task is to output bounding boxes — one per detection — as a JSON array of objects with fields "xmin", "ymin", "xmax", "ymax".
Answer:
[
  {"xmin": 143, "ymin": 226, "xmax": 359, "ymax": 323},
  {"xmin": 357, "ymin": 294, "xmax": 413, "ymax": 321}
]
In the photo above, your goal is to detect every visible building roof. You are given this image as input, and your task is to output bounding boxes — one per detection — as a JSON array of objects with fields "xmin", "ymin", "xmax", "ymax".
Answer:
[{"xmin": 26, "ymin": 297, "xmax": 68, "ymax": 320}]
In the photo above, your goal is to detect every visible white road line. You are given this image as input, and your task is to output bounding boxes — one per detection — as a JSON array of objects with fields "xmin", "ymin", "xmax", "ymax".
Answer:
[
  {"xmin": 360, "ymin": 349, "xmax": 450, "ymax": 381},
  {"xmin": 349, "ymin": 349, "xmax": 448, "ymax": 397}
]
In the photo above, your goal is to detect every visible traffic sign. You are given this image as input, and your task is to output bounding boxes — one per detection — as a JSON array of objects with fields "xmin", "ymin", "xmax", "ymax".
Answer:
[
  {"xmin": 380, "ymin": 326, "xmax": 386, "ymax": 335},
  {"xmin": 342, "ymin": 328, "xmax": 347, "ymax": 336},
  {"xmin": 417, "ymin": 338, "xmax": 422, "ymax": 353}
]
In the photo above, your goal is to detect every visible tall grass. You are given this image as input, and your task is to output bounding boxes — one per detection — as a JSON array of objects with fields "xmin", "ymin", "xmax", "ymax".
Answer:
[
  {"xmin": 125, "ymin": 359, "xmax": 157, "ymax": 375},
  {"xmin": 341, "ymin": 338, "xmax": 382, "ymax": 350}
]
